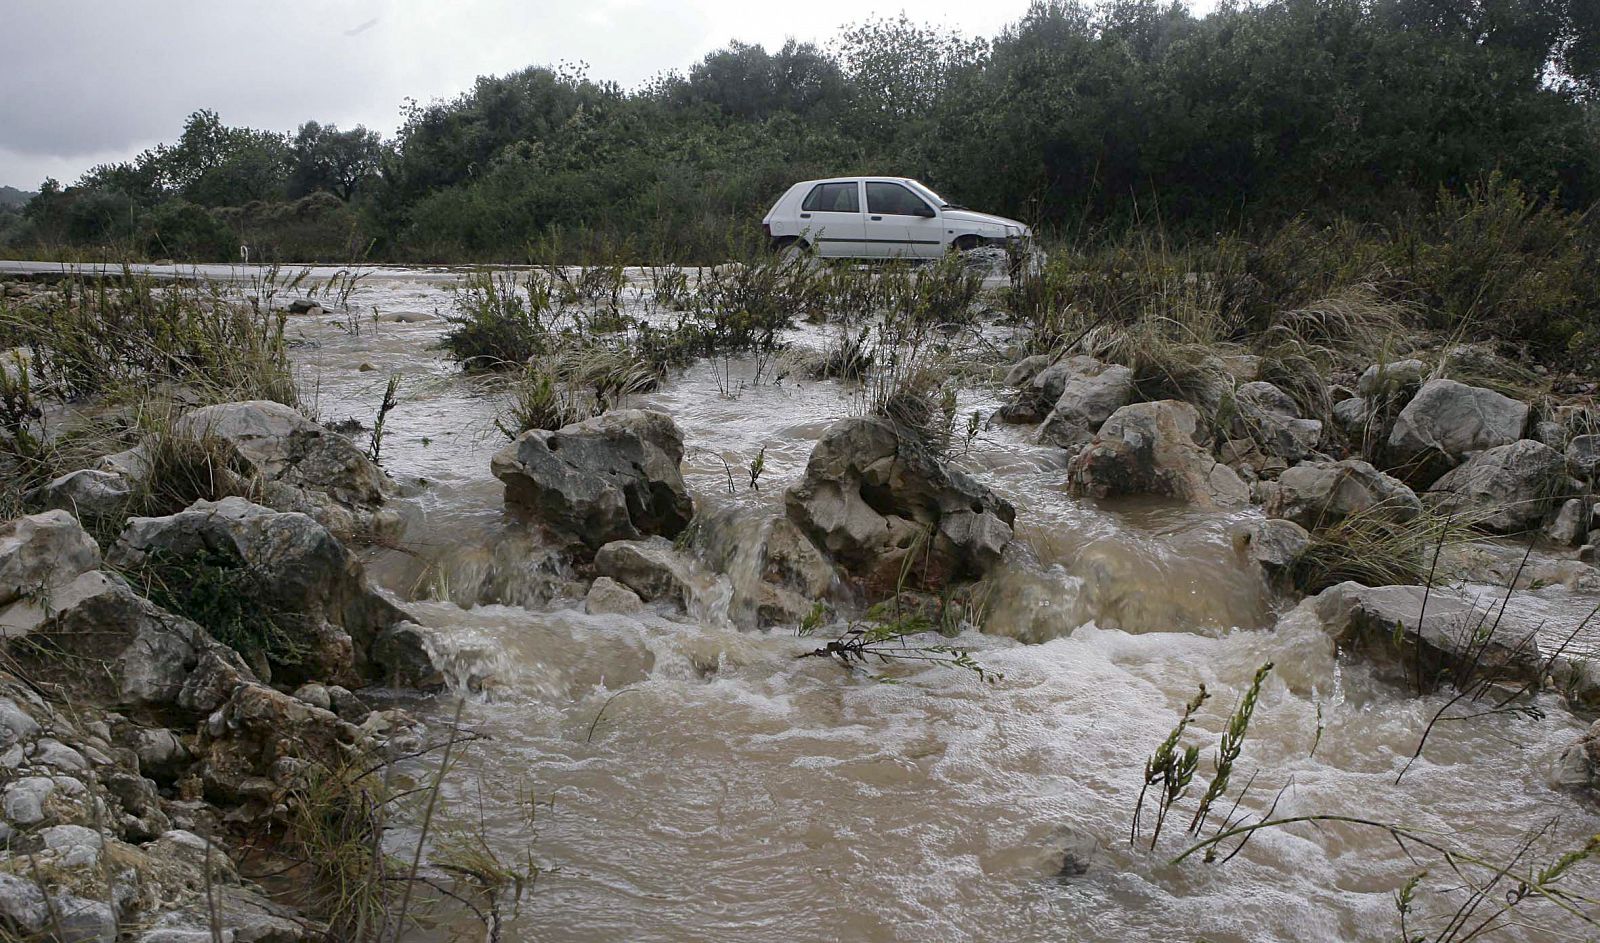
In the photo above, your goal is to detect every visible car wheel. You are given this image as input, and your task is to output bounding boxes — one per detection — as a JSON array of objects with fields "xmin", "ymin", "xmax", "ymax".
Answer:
[
  {"xmin": 951, "ymin": 235, "xmax": 982, "ymax": 253},
  {"xmin": 776, "ymin": 239, "xmax": 810, "ymax": 264}
]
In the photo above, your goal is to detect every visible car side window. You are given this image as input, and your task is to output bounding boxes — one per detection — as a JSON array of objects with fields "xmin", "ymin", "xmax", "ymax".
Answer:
[
  {"xmin": 866, "ymin": 182, "xmax": 931, "ymax": 217},
  {"xmin": 801, "ymin": 182, "xmax": 860, "ymax": 213}
]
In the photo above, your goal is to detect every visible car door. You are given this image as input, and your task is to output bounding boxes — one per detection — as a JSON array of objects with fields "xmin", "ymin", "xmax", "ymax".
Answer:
[
  {"xmin": 796, "ymin": 181, "xmax": 865, "ymax": 257},
  {"xmin": 864, "ymin": 181, "xmax": 943, "ymax": 259}
]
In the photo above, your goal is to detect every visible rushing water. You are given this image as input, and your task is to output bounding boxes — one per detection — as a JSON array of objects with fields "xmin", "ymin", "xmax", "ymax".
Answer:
[{"xmin": 274, "ymin": 267, "xmax": 1598, "ymax": 942}]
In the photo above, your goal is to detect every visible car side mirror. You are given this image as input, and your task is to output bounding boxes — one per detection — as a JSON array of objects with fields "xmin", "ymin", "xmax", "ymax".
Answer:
[{"xmin": 916, "ymin": 205, "xmax": 937, "ymax": 218}]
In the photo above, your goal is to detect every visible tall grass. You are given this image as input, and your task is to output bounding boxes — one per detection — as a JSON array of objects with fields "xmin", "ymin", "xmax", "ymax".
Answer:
[{"xmin": 0, "ymin": 268, "xmax": 297, "ymax": 407}]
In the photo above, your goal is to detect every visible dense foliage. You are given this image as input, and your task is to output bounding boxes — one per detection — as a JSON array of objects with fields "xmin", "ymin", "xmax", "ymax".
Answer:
[{"xmin": 3, "ymin": 0, "xmax": 1597, "ymax": 262}]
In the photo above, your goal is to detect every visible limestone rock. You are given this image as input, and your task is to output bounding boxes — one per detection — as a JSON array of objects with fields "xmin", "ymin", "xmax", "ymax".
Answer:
[
  {"xmin": 592, "ymin": 537, "xmax": 714, "ymax": 609},
  {"xmin": 585, "ymin": 576, "xmax": 644, "ymax": 615},
  {"xmin": 1357, "ymin": 359, "xmax": 1427, "ymax": 397},
  {"xmin": 492, "ymin": 409, "xmax": 693, "ymax": 552},
  {"xmin": 1067, "ymin": 400, "xmax": 1248, "ymax": 507},
  {"xmin": 1555, "ymin": 719, "xmax": 1600, "ymax": 799},
  {"xmin": 1035, "ymin": 357, "xmax": 1137, "ymax": 449},
  {"xmin": 1299, "ymin": 581, "xmax": 1543, "ymax": 689},
  {"xmin": 785, "ymin": 416, "xmax": 1015, "ymax": 597},
  {"xmin": 1426, "ymin": 440, "xmax": 1569, "ymax": 534},
  {"xmin": 0, "ymin": 510, "xmax": 101, "ymax": 608},
  {"xmin": 1238, "ymin": 518, "xmax": 1310, "ymax": 586},
  {"xmin": 1331, "ymin": 397, "xmax": 1369, "ymax": 436},
  {"xmin": 108, "ymin": 497, "xmax": 406, "ymax": 686},
  {"xmin": 35, "ymin": 468, "xmax": 134, "ymax": 519},
  {"xmin": 1002, "ymin": 354, "xmax": 1050, "ymax": 390},
  {"xmin": 1566, "ymin": 434, "xmax": 1600, "ymax": 482},
  {"xmin": 174, "ymin": 400, "xmax": 398, "ymax": 538},
  {"xmin": 1266, "ymin": 459, "xmax": 1421, "ymax": 529},
  {"xmin": 1229, "ymin": 381, "xmax": 1322, "ymax": 461},
  {"xmin": 0, "ymin": 570, "xmax": 252, "ymax": 724},
  {"xmin": 1547, "ymin": 499, "xmax": 1591, "ymax": 546},
  {"xmin": 1385, "ymin": 379, "xmax": 1529, "ymax": 483}
]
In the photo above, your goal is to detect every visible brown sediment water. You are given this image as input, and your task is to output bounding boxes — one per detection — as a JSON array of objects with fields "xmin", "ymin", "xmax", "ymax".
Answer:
[{"xmin": 282, "ymin": 268, "xmax": 1599, "ymax": 943}]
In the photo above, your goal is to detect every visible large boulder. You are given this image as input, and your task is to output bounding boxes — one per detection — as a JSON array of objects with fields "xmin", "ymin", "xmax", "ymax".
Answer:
[
  {"xmin": 0, "ymin": 510, "xmax": 101, "ymax": 608},
  {"xmin": 0, "ymin": 570, "xmax": 252, "ymax": 724},
  {"xmin": 1067, "ymin": 400, "xmax": 1249, "ymax": 507},
  {"xmin": 1264, "ymin": 459, "xmax": 1421, "ymax": 529},
  {"xmin": 1035, "ymin": 357, "xmax": 1137, "ymax": 449},
  {"xmin": 107, "ymin": 497, "xmax": 407, "ymax": 687},
  {"xmin": 1297, "ymin": 581, "xmax": 1543, "ymax": 690},
  {"xmin": 785, "ymin": 417, "xmax": 1015, "ymax": 596},
  {"xmin": 1229, "ymin": 381, "xmax": 1322, "ymax": 461},
  {"xmin": 1384, "ymin": 379, "xmax": 1529, "ymax": 483},
  {"xmin": 1425, "ymin": 440, "xmax": 1569, "ymax": 533},
  {"xmin": 491, "ymin": 409, "xmax": 693, "ymax": 552},
  {"xmin": 175, "ymin": 400, "xmax": 399, "ymax": 538}
]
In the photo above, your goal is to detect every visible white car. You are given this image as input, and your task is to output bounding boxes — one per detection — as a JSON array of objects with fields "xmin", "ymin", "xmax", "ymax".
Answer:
[{"xmin": 762, "ymin": 176, "xmax": 1031, "ymax": 260}]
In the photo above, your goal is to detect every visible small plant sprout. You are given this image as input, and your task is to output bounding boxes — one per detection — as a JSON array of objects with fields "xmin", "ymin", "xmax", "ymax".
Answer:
[
  {"xmin": 1188, "ymin": 662, "xmax": 1273, "ymax": 836},
  {"xmin": 748, "ymin": 445, "xmax": 766, "ymax": 491},
  {"xmin": 1133, "ymin": 684, "xmax": 1209, "ymax": 851},
  {"xmin": 367, "ymin": 373, "xmax": 400, "ymax": 465}
]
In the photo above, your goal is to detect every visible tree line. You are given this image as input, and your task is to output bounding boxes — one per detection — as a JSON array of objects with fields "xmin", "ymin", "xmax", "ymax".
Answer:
[{"xmin": 5, "ymin": 0, "xmax": 1597, "ymax": 263}]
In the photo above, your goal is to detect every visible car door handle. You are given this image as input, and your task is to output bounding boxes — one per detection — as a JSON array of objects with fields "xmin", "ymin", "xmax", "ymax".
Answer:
[
  {"xmin": 870, "ymin": 215, "xmax": 883, "ymax": 221},
  {"xmin": 799, "ymin": 213, "xmax": 811, "ymax": 219}
]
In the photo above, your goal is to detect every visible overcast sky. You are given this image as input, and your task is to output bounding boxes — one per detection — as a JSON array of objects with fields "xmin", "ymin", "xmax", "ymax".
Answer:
[{"xmin": 0, "ymin": 0, "xmax": 1061, "ymax": 191}]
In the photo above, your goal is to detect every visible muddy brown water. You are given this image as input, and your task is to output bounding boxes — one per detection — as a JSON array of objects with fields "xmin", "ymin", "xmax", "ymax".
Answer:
[{"xmin": 267, "ymin": 267, "xmax": 1599, "ymax": 942}]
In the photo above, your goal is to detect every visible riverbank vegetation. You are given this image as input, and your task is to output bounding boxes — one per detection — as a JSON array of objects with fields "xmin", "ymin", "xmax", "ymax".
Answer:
[{"xmin": 2, "ymin": 0, "xmax": 1596, "ymax": 265}]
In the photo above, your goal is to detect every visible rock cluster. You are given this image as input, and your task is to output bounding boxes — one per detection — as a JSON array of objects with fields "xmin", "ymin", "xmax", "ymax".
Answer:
[{"xmin": 0, "ymin": 486, "xmax": 439, "ymax": 939}]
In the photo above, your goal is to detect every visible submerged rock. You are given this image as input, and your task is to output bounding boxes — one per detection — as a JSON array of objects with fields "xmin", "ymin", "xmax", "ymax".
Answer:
[
  {"xmin": 1264, "ymin": 459, "xmax": 1421, "ymax": 529},
  {"xmin": 585, "ymin": 576, "xmax": 644, "ymax": 615},
  {"xmin": 785, "ymin": 416, "xmax": 1015, "ymax": 597},
  {"xmin": 1425, "ymin": 439, "xmax": 1569, "ymax": 533},
  {"xmin": 492, "ymin": 409, "xmax": 693, "ymax": 552},
  {"xmin": 592, "ymin": 536, "xmax": 714, "ymax": 609},
  {"xmin": 1384, "ymin": 379, "xmax": 1529, "ymax": 484},
  {"xmin": 0, "ymin": 510, "xmax": 101, "ymax": 608},
  {"xmin": 1298, "ymin": 581, "xmax": 1543, "ymax": 689},
  {"xmin": 1067, "ymin": 400, "xmax": 1249, "ymax": 507},
  {"xmin": 107, "ymin": 497, "xmax": 407, "ymax": 687},
  {"xmin": 695, "ymin": 511, "xmax": 838, "ymax": 628}
]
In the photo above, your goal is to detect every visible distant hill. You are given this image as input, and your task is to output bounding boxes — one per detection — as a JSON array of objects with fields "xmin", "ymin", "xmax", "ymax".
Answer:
[{"xmin": 0, "ymin": 186, "xmax": 35, "ymax": 209}]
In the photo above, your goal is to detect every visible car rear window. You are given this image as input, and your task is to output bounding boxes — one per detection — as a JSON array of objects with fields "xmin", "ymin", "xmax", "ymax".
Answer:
[
  {"xmin": 866, "ymin": 182, "xmax": 931, "ymax": 216},
  {"xmin": 802, "ymin": 182, "xmax": 859, "ymax": 213}
]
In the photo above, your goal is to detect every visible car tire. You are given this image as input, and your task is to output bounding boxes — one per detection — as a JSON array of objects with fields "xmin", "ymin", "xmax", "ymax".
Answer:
[
  {"xmin": 951, "ymin": 235, "xmax": 982, "ymax": 253},
  {"xmin": 775, "ymin": 238, "xmax": 810, "ymax": 263}
]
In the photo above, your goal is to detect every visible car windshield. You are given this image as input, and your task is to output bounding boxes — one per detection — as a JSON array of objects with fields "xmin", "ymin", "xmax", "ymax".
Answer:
[{"xmin": 905, "ymin": 179, "xmax": 969, "ymax": 209}]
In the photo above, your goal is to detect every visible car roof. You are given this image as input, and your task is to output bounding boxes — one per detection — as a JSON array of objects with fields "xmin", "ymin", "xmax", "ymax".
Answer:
[{"xmin": 796, "ymin": 176, "xmax": 920, "ymax": 187}]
